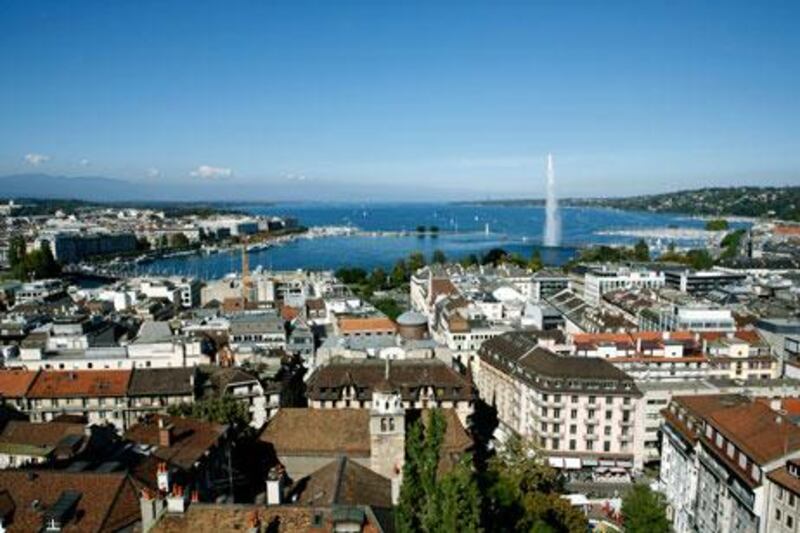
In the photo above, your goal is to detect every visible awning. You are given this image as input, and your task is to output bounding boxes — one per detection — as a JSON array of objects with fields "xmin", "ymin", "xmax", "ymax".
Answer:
[
  {"xmin": 599, "ymin": 459, "xmax": 616, "ymax": 467},
  {"xmin": 548, "ymin": 457, "xmax": 565, "ymax": 468},
  {"xmin": 616, "ymin": 460, "xmax": 633, "ymax": 467},
  {"xmin": 564, "ymin": 457, "xmax": 582, "ymax": 470},
  {"xmin": 583, "ymin": 458, "xmax": 599, "ymax": 466}
]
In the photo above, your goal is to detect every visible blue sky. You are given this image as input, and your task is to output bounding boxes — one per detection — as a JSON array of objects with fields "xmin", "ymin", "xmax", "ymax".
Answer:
[{"xmin": 0, "ymin": 0, "xmax": 798, "ymax": 200}]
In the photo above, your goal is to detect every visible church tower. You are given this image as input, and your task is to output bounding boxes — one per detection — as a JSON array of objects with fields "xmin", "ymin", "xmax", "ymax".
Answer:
[{"xmin": 370, "ymin": 359, "xmax": 405, "ymax": 503}]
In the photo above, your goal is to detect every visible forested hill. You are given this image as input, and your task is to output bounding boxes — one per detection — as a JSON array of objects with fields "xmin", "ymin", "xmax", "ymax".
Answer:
[{"xmin": 461, "ymin": 186, "xmax": 800, "ymax": 220}]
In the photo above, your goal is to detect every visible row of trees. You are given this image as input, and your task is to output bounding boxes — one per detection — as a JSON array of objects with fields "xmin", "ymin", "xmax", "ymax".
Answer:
[
  {"xmin": 336, "ymin": 246, "xmax": 546, "ymax": 300},
  {"xmin": 6, "ymin": 235, "xmax": 61, "ymax": 281},
  {"xmin": 397, "ymin": 409, "xmax": 670, "ymax": 532},
  {"xmin": 396, "ymin": 410, "xmax": 482, "ymax": 532},
  {"xmin": 396, "ymin": 412, "xmax": 589, "ymax": 533}
]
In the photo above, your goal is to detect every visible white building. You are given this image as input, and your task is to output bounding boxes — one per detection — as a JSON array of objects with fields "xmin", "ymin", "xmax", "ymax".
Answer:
[{"xmin": 583, "ymin": 266, "xmax": 665, "ymax": 305}]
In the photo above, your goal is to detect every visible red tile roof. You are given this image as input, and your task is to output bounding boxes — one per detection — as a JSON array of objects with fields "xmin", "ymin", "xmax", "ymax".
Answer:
[
  {"xmin": 0, "ymin": 471, "xmax": 139, "ymax": 533},
  {"xmin": 27, "ymin": 370, "xmax": 131, "ymax": 398},
  {"xmin": 338, "ymin": 317, "xmax": 397, "ymax": 334},
  {"xmin": 429, "ymin": 278, "xmax": 457, "ymax": 303},
  {"xmin": 671, "ymin": 395, "xmax": 800, "ymax": 465},
  {"xmin": 280, "ymin": 305, "xmax": 299, "ymax": 321},
  {"xmin": 124, "ymin": 414, "xmax": 227, "ymax": 471},
  {"xmin": 0, "ymin": 370, "xmax": 39, "ymax": 398}
]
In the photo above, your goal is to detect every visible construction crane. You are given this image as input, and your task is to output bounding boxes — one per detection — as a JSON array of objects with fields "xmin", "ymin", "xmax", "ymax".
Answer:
[{"xmin": 241, "ymin": 238, "xmax": 251, "ymax": 305}]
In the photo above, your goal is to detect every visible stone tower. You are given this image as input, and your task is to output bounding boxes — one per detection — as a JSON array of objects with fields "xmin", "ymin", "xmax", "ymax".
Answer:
[{"xmin": 369, "ymin": 359, "xmax": 405, "ymax": 503}]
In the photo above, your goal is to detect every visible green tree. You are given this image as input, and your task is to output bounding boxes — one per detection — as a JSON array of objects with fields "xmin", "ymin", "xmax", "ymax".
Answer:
[
  {"xmin": 397, "ymin": 421, "xmax": 425, "ymax": 532},
  {"xmin": 633, "ymin": 239, "xmax": 650, "ymax": 262},
  {"xmin": 431, "ymin": 249, "xmax": 447, "ymax": 264},
  {"xmin": 373, "ymin": 298, "xmax": 402, "ymax": 320},
  {"xmin": 482, "ymin": 434, "xmax": 586, "ymax": 533},
  {"xmin": 529, "ymin": 249, "xmax": 544, "ymax": 271},
  {"xmin": 335, "ymin": 267, "xmax": 368, "ymax": 285},
  {"xmin": 168, "ymin": 395, "xmax": 249, "ymax": 430},
  {"xmin": 7, "ymin": 235, "xmax": 26, "ymax": 272},
  {"xmin": 368, "ymin": 267, "xmax": 387, "ymax": 290},
  {"xmin": 460, "ymin": 254, "xmax": 480, "ymax": 267},
  {"xmin": 407, "ymin": 251, "xmax": 426, "ymax": 273},
  {"xmin": 397, "ymin": 410, "xmax": 451, "ymax": 533},
  {"xmin": 621, "ymin": 484, "xmax": 670, "ymax": 533},
  {"xmin": 430, "ymin": 455, "xmax": 482, "ymax": 533},
  {"xmin": 391, "ymin": 259, "xmax": 409, "ymax": 286},
  {"xmin": 686, "ymin": 248, "xmax": 714, "ymax": 270},
  {"xmin": 506, "ymin": 253, "xmax": 527, "ymax": 267},
  {"xmin": 482, "ymin": 248, "xmax": 508, "ymax": 265},
  {"xmin": 705, "ymin": 218, "xmax": 729, "ymax": 231},
  {"xmin": 170, "ymin": 232, "xmax": 190, "ymax": 248}
]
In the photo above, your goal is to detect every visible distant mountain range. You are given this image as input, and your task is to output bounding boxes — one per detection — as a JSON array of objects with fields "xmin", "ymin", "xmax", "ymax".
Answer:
[
  {"xmin": 461, "ymin": 186, "xmax": 800, "ymax": 221},
  {"xmin": 0, "ymin": 173, "xmax": 483, "ymax": 203},
  {"xmin": 3, "ymin": 174, "xmax": 798, "ymax": 220},
  {"xmin": 0, "ymin": 173, "xmax": 147, "ymax": 202}
]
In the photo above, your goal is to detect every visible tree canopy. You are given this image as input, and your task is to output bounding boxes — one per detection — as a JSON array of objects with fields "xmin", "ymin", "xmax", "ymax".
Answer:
[
  {"xmin": 396, "ymin": 410, "xmax": 482, "ymax": 533},
  {"xmin": 621, "ymin": 484, "xmax": 670, "ymax": 533}
]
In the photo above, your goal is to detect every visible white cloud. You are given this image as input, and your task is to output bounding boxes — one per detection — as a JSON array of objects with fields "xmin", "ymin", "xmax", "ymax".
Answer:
[
  {"xmin": 146, "ymin": 167, "xmax": 161, "ymax": 178},
  {"xmin": 79, "ymin": 158, "xmax": 90, "ymax": 167},
  {"xmin": 190, "ymin": 165, "xmax": 233, "ymax": 179},
  {"xmin": 285, "ymin": 173, "xmax": 307, "ymax": 181},
  {"xmin": 24, "ymin": 153, "xmax": 51, "ymax": 166}
]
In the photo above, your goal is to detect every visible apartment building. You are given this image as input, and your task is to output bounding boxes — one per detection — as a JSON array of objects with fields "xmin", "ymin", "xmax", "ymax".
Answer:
[
  {"xmin": 305, "ymin": 359, "xmax": 474, "ymax": 427},
  {"xmin": 583, "ymin": 265, "xmax": 665, "ymax": 305},
  {"xmin": 25, "ymin": 370, "xmax": 131, "ymax": 430},
  {"xmin": 476, "ymin": 331, "xmax": 644, "ymax": 475},
  {"xmin": 660, "ymin": 394, "xmax": 800, "ymax": 533},
  {"xmin": 570, "ymin": 330, "xmax": 778, "ymax": 382}
]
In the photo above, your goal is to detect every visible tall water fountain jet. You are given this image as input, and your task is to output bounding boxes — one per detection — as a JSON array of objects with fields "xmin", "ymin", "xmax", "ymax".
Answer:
[{"xmin": 543, "ymin": 153, "xmax": 561, "ymax": 247}]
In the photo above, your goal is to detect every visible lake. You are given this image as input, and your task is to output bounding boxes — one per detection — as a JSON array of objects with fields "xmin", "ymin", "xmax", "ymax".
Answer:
[{"xmin": 141, "ymin": 203, "xmax": 740, "ymax": 278}]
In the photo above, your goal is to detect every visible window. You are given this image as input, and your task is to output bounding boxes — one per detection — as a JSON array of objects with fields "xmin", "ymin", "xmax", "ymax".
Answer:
[
  {"xmin": 605, "ymin": 410, "xmax": 612, "ymax": 420},
  {"xmin": 571, "ymin": 409, "xmax": 577, "ymax": 419},
  {"xmin": 603, "ymin": 441, "xmax": 611, "ymax": 452},
  {"xmin": 790, "ymin": 493, "xmax": 796, "ymax": 507},
  {"xmin": 552, "ymin": 438, "xmax": 560, "ymax": 449},
  {"xmin": 588, "ymin": 409, "xmax": 596, "ymax": 419},
  {"xmin": 571, "ymin": 395, "xmax": 578, "ymax": 403},
  {"xmin": 585, "ymin": 440, "xmax": 594, "ymax": 451},
  {"xmin": 604, "ymin": 426, "xmax": 611, "ymax": 436},
  {"xmin": 589, "ymin": 396, "xmax": 596, "ymax": 404},
  {"xmin": 569, "ymin": 439, "xmax": 576, "ymax": 451},
  {"xmin": 570, "ymin": 424, "xmax": 577, "ymax": 434}
]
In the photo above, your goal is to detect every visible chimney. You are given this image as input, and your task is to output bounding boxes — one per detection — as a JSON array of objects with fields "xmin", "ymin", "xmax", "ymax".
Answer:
[
  {"xmin": 158, "ymin": 418, "xmax": 174, "ymax": 448},
  {"xmin": 248, "ymin": 511, "xmax": 261, "ymax": 533},
  {"xmin": 265, "ymin": 465, "xmax": 285, "ymax": 506},
  {"xmin": 156, "ymin": 462, "xmax": 170, "ymax": 493},
  {"xmin": 166, "ymin": 485, "xmax": 187, "ymax": 514},
  {"xmin": 139, "ymin": 488, "xmax": 165, "ymax": 532}
]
